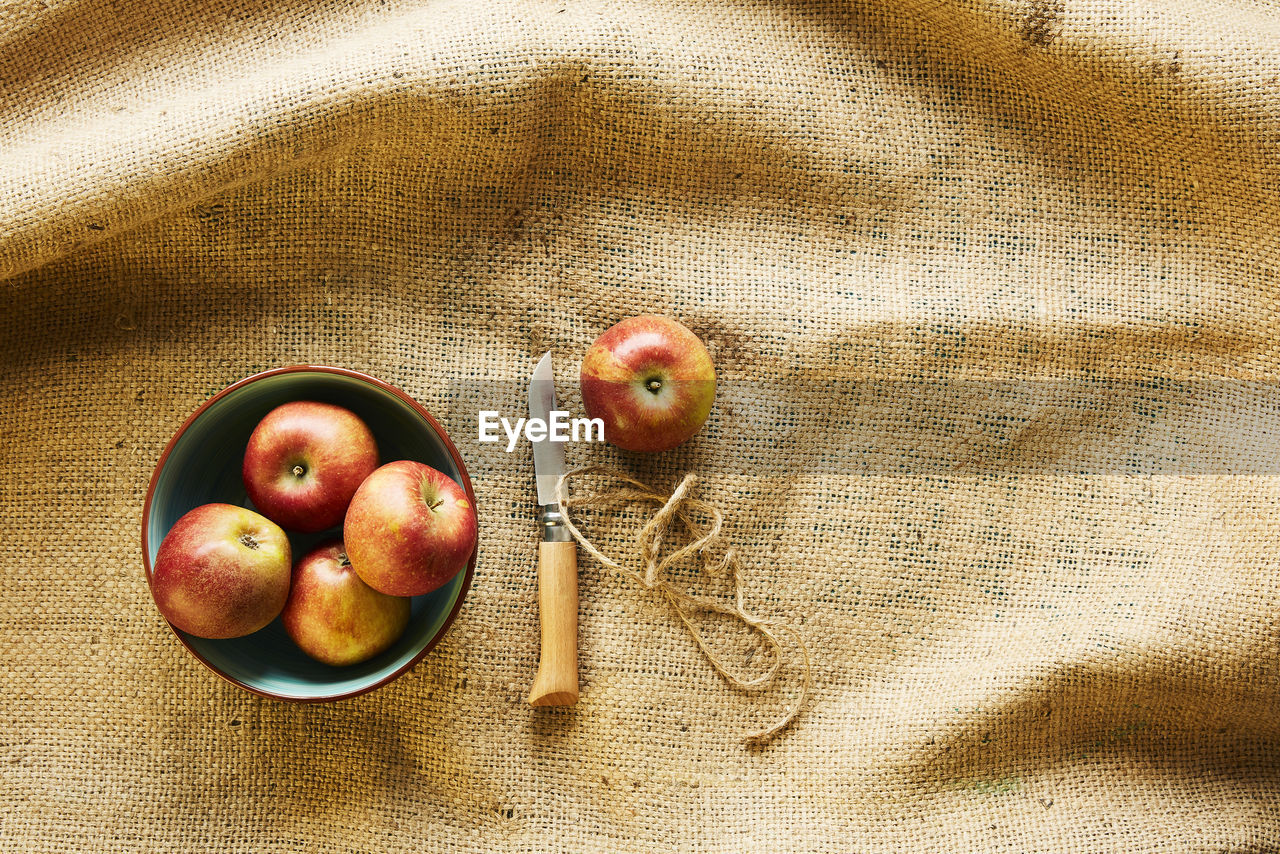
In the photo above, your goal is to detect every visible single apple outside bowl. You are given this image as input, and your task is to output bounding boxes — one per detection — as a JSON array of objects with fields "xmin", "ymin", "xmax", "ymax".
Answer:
[{"xmin": 142, "ymin": 365, "xmax": 476, "ymax": 702}]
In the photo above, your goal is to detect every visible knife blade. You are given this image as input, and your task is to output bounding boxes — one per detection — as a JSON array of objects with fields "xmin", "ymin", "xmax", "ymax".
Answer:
[
  {"xmin": 526, "ymin": 351, "xmax": 579, "ymax": 706},
  {"xmin": 529, "ymin": 351, "xmax": 567, "ymax": 509}
]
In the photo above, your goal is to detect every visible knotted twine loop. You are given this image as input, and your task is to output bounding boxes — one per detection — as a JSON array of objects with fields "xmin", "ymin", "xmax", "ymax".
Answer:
[{"xmin": 554, "ymin": 465, "xmax": 811, "ymax": 745}]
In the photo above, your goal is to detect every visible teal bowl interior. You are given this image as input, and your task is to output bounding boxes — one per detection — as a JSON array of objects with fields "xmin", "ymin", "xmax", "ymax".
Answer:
[{"xmin": 142, "ymin": 366, "xmax": 475, "ymax": 701}]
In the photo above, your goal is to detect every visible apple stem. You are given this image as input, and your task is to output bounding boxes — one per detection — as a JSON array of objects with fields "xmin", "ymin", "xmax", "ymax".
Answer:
[
  {"xmin": 646, "ymin": 378, "xmax": 662, "ymax": 393},
  {"xmin": 292, "ymin": 464, "xmax": 306, "ymax": 477},
  {"xmin": 419, "ymin": 478, "xmax": 445, "ymax": 511}
]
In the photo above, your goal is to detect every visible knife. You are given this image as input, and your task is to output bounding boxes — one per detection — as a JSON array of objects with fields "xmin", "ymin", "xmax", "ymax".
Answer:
[{"xmin": 526, "ymin": 351, "xmax": 579, "ymax": 706}]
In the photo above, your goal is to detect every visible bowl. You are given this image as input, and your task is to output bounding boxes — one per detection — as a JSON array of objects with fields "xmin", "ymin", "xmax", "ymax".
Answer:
[{"xmin": 142, "ymin": 365, "xmax": 476, "ymax": 701}]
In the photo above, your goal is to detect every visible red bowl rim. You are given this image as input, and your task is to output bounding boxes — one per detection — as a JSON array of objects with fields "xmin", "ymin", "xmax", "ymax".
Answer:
[{"xmin": 141, "ymin": 364, "xmax": 477, "ymax": 703}]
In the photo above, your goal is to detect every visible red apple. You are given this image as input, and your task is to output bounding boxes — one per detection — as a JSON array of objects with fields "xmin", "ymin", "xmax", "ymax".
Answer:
[
  {"xmin": 150, "ymin": 503, "xmax": 292, "ymax": 639},
  {"xmin": 343, "ymin": 460, "xmax": 477, "ymax": 597},
  {"xmin": 242, "ymin": 400, "xmax": 379, "ymax": 532},
  {"xmin": 282, "ymin": 540, "xmax": 411, "ymax": 666},
  {"xmin": 579, "ymin": 314, "xmax": 716, "ymax": 452}
]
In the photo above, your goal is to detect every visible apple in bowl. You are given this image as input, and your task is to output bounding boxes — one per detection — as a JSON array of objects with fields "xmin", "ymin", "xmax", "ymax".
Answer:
[
  {"xmin": 283, "ymin": 540, "xmax": 411, "ymax": 667},
  {"xmin": 150, "ymin": 503, "xmax": 292, "ymax": 639},
  {"xmin": 344, "ymin": 460, "xmax": 478, "ymax": 597},
  {"xmin": 580, "ymin": 314, "xmax": 716, "ymax": 452},
  {"xmin": 242, "ymin": 400, "xmax": 379, "ymax": 533}
]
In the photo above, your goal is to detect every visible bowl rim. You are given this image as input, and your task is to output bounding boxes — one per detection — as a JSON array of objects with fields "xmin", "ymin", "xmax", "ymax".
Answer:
[{"xmin": 141, "ymin": 364, "xmax": 477, "ymax": 703}]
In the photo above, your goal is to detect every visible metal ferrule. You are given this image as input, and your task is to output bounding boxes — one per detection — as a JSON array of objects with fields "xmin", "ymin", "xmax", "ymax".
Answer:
[{"xmin": 538, "ymin": 504, "xmax": 572, "ymax": 542}]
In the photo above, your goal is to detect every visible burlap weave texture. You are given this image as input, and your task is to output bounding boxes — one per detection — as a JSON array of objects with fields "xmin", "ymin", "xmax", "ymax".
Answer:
[{"xmin": 2, "ymin": 0, "xmax": 1278, "ymax": 851}]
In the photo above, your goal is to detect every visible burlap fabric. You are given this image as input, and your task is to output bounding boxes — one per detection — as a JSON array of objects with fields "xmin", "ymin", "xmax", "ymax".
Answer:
[{"xmin": 3, "ymin": 0, "xmax": 1278, "ymax": 850}]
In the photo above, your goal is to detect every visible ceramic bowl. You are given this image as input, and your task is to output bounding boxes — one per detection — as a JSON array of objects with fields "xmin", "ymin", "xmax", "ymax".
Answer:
[{"xmin": 142, "ymin": 366, "xmax": 475, "ymax": 701}]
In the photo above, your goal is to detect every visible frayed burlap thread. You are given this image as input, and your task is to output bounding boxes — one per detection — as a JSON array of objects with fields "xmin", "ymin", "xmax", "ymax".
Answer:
[{"xmin": 555, "ymin": 465, "xmax": 812, "ymax": 745}]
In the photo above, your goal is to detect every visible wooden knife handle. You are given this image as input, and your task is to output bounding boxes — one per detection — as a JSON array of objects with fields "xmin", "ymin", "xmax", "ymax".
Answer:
[{"xmin": 528, "ymin": 540, "xmax": 579, "ymax": 706}]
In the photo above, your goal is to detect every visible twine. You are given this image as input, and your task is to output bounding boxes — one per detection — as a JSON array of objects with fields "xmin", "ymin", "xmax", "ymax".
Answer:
[{"xmin": 555, "ymin": 465, "xmax": 812, "ymax": 745}]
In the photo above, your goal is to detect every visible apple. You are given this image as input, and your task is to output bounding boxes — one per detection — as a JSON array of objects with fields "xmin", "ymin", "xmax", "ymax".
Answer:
[
  {"xmin": 343, "ymin": 460, "xmax": 477, "ymax": 597},
  {"xmin": 242, "ymin": 400, "xmax": 379, "ymax": 533},
  {"xmin": 579, "ymin": 314, "xmax": 716, "ymax": 452},
  {"xmin": 150, "ymin": 503, "xmax": 292, "ymax": 639},
  {"xmin": 282, "ymin": 540, "xmax": 411, "ymax": 666}
]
